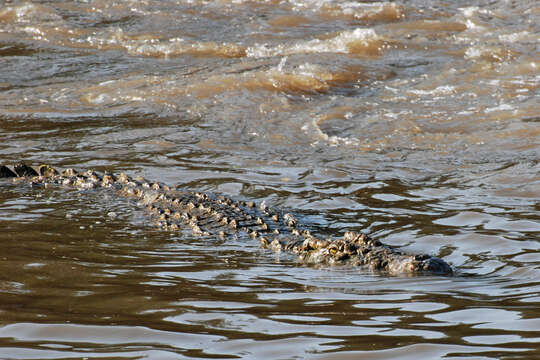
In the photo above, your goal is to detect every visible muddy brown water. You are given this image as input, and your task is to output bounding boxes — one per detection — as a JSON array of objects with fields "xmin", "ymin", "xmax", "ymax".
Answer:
[{"xmin": 0, "ymin": 0, "xmax": 539, "ymax": 359}]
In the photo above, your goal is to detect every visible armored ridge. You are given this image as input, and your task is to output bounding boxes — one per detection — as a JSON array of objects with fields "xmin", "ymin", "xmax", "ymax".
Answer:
[{"xmin": 0, "ymin": 162, "xmax": 453, "ymax": 275}]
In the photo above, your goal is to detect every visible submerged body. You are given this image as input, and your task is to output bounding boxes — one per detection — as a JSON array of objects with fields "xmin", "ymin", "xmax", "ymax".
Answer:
[{"xmin": 1, "ymin": 162, "xmax": 453, "ymax": 275}]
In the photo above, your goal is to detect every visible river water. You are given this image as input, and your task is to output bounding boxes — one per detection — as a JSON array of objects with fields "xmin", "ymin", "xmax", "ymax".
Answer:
[{"xmin": 0, "ymin": 0, "xmax": 539, "ymax": 359}]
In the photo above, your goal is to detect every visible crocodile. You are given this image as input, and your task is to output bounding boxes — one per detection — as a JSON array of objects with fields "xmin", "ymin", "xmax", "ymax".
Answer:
[{"xmin": 0, "ymin": 161, "xmax": 453, "ymax": 275}]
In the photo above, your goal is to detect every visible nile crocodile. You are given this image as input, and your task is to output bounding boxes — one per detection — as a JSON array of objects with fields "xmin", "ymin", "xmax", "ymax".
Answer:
[{"xmin": 0, "ymin": 162, "xmax": 453, "ymax": 275}]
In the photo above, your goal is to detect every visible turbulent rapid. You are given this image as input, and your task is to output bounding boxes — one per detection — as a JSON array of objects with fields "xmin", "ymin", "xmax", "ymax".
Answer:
[{"xmin": 0, "ymin": 0, "xmax": 538, "ymax": 359}]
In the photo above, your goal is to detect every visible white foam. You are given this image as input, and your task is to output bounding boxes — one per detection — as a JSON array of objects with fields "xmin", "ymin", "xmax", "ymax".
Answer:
[
  {"xmin": 247, "ymin": 28, "xmax": 380, "ymax": 58},
  {"xmin": 289, "ymin": 0, "xmax": 402, "ymax": 20},
  {"xmin": 498, "ymin": 31, "xmax": 534, "ymax": 43},
  {"xmin": 8, "ymin": 3, "xmax": 62, "ymax": 23},
  {"xmin": 464, "ymin": 46, "xmax": 485, "ymax": 59},
  {"xmin": 484, "ymin": 104, "xmax": 515, "ymax": 113},
  {"xmin": 460, "ymin": 6, "xmax": 479, "ymax": 18},
  {"xmin": 409, "ymin": 85, "xmax": 456, "ymax": 97}
]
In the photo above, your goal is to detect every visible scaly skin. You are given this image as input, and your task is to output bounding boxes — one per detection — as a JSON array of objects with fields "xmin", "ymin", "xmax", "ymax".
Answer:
[{"xmin": 0, "ymin": 162, "xmax": 453, "ymax": 275}]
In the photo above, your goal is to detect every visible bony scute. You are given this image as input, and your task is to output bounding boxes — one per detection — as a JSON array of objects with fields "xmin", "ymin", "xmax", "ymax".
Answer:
[{"xmin": 0, "ymin": 161, "xmax": 453, "ymax": 276}]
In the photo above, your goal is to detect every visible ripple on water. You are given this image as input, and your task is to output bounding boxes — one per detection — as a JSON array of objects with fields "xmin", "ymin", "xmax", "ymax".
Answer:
[{"xmin": 0, "ymin": 0, "xmax": 539, "ymax": 359}]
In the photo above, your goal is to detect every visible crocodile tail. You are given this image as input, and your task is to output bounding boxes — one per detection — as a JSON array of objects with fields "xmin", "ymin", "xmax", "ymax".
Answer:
[
  {"xmin": 0, "ymin": 165, "xmax": 17, "ymax": 178},
  {"xmin": 0, "ymin": 162, "xmax": 44, "ymax": 178}
]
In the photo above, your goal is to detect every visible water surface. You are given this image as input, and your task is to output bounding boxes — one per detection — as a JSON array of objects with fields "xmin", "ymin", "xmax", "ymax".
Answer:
[{"xmin": 0, "ymin": 0, "xmax": 539, "ymax": 359}]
